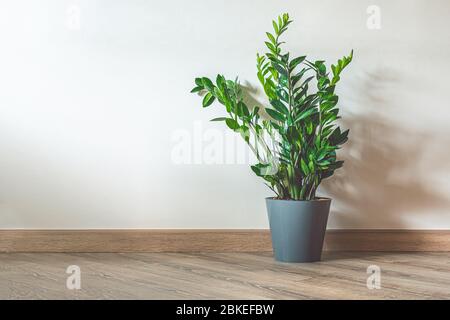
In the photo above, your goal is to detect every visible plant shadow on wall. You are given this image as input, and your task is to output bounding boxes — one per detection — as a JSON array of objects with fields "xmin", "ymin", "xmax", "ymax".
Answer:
[{"xmin": 321, "ymin": 68, "xmax": 450, "ymax": 228}]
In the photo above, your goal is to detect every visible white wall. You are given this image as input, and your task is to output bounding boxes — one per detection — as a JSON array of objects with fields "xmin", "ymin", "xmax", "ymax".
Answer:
[{"xmin": 1, "ymin": 0, "xmax": 449, "ymax": 229}]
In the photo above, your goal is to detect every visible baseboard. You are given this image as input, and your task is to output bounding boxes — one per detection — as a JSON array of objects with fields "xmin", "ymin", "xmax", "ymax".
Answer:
[
  {"xmin": 0, "ymin": 229, "xmax": 270, "ymax": 253},
  {"xmin": 0, "ymin": 229, "xmax": 449, "ymax": 253},
  {"xmin": 323, "ymin": 229, "xmax": 450, "ymax": 251}
]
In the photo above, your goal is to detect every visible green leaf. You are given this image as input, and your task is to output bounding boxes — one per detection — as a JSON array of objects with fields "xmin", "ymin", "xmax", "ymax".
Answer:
[
  {"xmin": 331, "ymin": 64, "xmax": 337, "ymax": 77},
  {"xmin": 269, "ymin": 120, "xmax": 281, "ymax": 131},
  {"xmin": 202, "ymin": 77, "xmax": 214, "ymax": 91},
  {"xmin": 216, "ymin": 74, "xmax": 225, "ymax": 88},
  {"xmin": 281, "ymin": 53, "xmax": 289, "ymax": 64},
  {"xmin": 266, "ymin": 32, "xmax": 276, "ymax": 44},
  {"xmin": 308, "ymin": 160, "xmax": 315, "ymax": 172},
  {"xmin": 289, "ymin": 56, "xmax": 306, "ymax": 70},
  {"xmin": 331, "ymin": 50, "xmax": 353, "ymax": 85},
  {"xmin": 210, "ymin": 117, "xmax": 228, "ymax": 122},
  {"xmin": 190, "ymin": 86, "xmax": 202, "ymax": 93},
  {"xmin": 202, "ymin": 92, "xmax": 215, "ymax": 107},
  {"xmin": 306, "ymin": 121, "xmax": 313, "ymax": 134},
  {"xmin": 317, "ymin": 77, "xmax": 330, "ymax": 90},
  {"xmin": 271, "ymin": 62, "xmax": 287, "ymax": 76},
  {"xmin": 294, "ymin": 85, "xmax": 309, "ymax": 103},
  {"xmin": 315, "ymin": 61, "xmax": 326, "ymax": 75},
  {"xmin": 238, "ymin": 101, "xmax": 250, "ymax": 117},
  {"xmin": 301, "ymin": 158, "xmax": 309, "ymax": 175},
  {"xmin": 277, "ymin": 88, "xmax": 289, "ymax": 103},
  {"xmin": 287, "ymin": 126, "xmax": 300, "ymax": 142},
  {"xmin": 225, "ymin": 118, "xmax": 240, "ymax": 130},
  {"xmin": 213, "ymin": 87, "xmax": 223, "ymax": 102},
  {"xmin": 252, "ymin": 106, "xmax": 260, "ymax": 117},
  {"xmin": 270, "ymin": 99, "xmax": 289, "ymax": 115},
  {"xmin": 272, "ymin": 20, "xmax": 279, "ymax": 34},
  {"xmin": 295, "ymin": 108, "xmax": 316, "ymax": 122},
  {"xmin": 252, "ymin": 162, "xmax": 277, "ymax": 176},
  {"xmin": 266, "ymin": 108, "xmax": 285, "ymax": 122},
  {"xmin": 331, "ymin": 75, "xmax": 341, "ymax": 85},
  {"xmin": 194, "ymin": 78, "xmax": 203, "ymax": 87}
]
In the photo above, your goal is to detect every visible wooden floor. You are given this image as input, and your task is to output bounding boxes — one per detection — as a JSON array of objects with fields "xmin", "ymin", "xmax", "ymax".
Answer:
[{"xmin": 1, "ymin": 252, "xmax": 449, "ymax": 299}]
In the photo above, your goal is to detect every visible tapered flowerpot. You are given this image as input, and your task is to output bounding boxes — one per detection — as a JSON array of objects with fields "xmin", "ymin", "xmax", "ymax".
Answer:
[{"xmin": 266, "ymin": 197, "xmax": 331, "ymax": 263}]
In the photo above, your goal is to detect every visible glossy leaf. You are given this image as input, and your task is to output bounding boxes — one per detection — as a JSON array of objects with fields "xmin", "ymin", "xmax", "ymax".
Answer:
[
  {"xmin": 266, "ymin": 108, "xmax": 285, "ymax": 122},
  {"xmin": 270, "ymin": 99, "xmax": 289, "ymax": 115},
  {"xmin": 225, "ymin": 118, "xmax": 240, "ymax": 130},
  {"xmin": 289, "ymin": 56, "xmax": 306, "ymax": 70},
  {"xmin": 202, "ymin": 77, "xmax": 214, "ymax": 91},
  {"xmin": 202, "ymin": 92, "xmax": 215, "ymax": 107}
]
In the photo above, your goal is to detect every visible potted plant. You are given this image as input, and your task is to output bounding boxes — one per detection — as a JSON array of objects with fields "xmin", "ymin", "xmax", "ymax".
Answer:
[{"xmin": 191, "ymin": 13, "xmax": 353, "ymax": 262}]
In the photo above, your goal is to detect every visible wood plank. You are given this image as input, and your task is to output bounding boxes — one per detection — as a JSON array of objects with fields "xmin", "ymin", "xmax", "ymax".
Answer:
[
  {"xmin": 1, "ymin": 252, "xmax": 449, "ymax": 299},
  {"xmin": 0, "ymin": 229, "xmax": 449, "ymax": 252}
]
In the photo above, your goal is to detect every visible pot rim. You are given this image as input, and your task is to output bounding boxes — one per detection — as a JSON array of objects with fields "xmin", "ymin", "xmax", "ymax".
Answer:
[{"xmin": 266, "ymin": 196, "xmax": 331, "ymax": 203}]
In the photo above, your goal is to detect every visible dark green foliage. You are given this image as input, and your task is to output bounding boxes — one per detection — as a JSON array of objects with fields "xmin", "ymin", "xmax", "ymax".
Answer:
[{"xmin": 191, "ymin": 13, "xmax": 353, "ymax": 200}]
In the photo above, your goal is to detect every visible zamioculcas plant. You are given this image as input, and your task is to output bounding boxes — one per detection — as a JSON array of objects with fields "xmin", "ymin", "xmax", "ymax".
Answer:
[
  {"xmin": 191, "ymin": 13, "xmax": 352, "ymax": 201},
  {"xmin": 192, "ymin": 13, "xmax": 353, "ymax": 262}
]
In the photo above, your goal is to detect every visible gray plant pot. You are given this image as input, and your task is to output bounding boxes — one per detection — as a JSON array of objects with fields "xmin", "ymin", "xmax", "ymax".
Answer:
[{"xmin": 266, "ymin": 197, "xmax": 331, "ymax": 263}]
